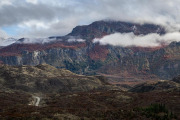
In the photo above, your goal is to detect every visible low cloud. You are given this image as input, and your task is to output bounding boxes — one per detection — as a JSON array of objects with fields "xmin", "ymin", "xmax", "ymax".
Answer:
[
  {"xmin": 0, "ymin": 38, "xmax": 17, "ymax": 46},
  {"xmin": 93, "ymin": 32, "xmax": 180, "ymax": 47},
  {"xmin": 19, "ymin": 18, "xmax": 79, "ymax": 38},
  {"xmin": 67, "ymin": 38, "xmax": 85, "ymax": 42},
  {"xmin": 16, "ymin": 38, "xmax": 57, "ymax": 44}
]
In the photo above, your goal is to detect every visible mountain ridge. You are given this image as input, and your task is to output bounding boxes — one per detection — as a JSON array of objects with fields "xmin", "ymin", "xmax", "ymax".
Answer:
[
  {"xmin": 0, "ymin": 20, "xmax": 179, "ymax": 84},
  {"xmin": 68, "ymin": 20, "xmax": 165, "ymax": 40}
]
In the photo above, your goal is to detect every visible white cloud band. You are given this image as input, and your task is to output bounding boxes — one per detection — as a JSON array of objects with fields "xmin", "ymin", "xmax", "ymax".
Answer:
[{"xmin": 94, "ymin": 32, "xmax": 180, "ymax": 47}]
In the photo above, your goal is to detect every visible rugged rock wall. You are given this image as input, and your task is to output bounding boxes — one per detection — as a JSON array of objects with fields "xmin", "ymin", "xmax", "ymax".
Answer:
[{"xmin": 0, "ymin": 41, "xmax": 180, "ymax": 80}]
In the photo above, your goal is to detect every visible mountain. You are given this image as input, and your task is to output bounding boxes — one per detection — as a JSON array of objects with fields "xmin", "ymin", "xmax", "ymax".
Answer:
[
  {"xmin": 1, "ymin": 20, "xmax": 180, "ymax": 120},
  {"xmin": 0, "ymin": 20, "xmax": 179, "ymax": 85}
]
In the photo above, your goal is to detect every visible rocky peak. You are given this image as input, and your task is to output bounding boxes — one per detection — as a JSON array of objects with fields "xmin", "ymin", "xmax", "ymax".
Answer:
[{"xmin": 68, "ymin": 20, "xmax": 166, "ymax": 40}]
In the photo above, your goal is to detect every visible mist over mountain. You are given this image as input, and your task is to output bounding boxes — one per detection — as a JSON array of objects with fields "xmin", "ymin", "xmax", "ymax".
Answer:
[
  {"xmin": 1, "ymin": 1, "xmax": 180, "ymax": 119},
  {"xmin": 1, "ymin": 20, "xmax": 180, "ymax": 48},
  {"xmin": 0, "ymin": 20, "xmax": 166, "ymax": 47}
]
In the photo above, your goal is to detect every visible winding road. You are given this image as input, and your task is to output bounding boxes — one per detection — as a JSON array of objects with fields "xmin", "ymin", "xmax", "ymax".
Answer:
[{"xmin": 34, "ymin": 96, "xmax": 40, "ymax": 106}]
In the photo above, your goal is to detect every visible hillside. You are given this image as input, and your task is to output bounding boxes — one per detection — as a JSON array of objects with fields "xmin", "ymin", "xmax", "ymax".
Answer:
[
  {"xmin": 0, "ymin": 65, "xmax": 180, "ymax": 119},
  {"xmin": 129, "ymin": 75, "xmax": 180, "ymax": 93},
  {"xmin": 0, "ymin": 85, "xmax": 180, "ymax": 119},
  {"xmin": 0, "ymin": 64, "xmax": 116, "ymax": 93},
  {"xmin": 129, "ymin": 80, "xmax": 180, "ymax": 93}
]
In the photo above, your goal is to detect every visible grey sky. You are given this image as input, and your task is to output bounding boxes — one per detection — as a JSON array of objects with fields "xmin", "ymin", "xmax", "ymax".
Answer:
[{"xmin": 0, "ymin": 0, "xmax": 180, "ymax": 38}]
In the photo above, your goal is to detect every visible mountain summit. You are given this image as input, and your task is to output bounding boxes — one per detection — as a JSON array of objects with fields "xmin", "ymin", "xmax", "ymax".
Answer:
[{"xmin": 68, "ymin": 20, "xmax": 165, "ymax": 40}]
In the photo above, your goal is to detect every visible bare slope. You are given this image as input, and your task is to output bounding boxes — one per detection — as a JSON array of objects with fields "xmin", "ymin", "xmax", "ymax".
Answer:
[{"xmin": 0, "ymin": 64, "xmax": 115, "ymax": 93}]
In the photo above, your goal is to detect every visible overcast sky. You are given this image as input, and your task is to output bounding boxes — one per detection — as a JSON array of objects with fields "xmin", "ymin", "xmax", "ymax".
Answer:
[{"xmin": 1, "ymin": 0, "xmax": 180, "ymax": 38}]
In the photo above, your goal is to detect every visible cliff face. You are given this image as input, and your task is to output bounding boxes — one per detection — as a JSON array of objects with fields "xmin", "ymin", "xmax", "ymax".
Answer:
[
  {"xmin": 1, "ymin": 42, "xmax": 180, "ymax": 80},
  {"xmin": 150, "ymin": 42, "xmax": 180, "ymax": 79},
  {"xmin": 0, "ymin": 20, "xmax": 179, "ymax": 81}
]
